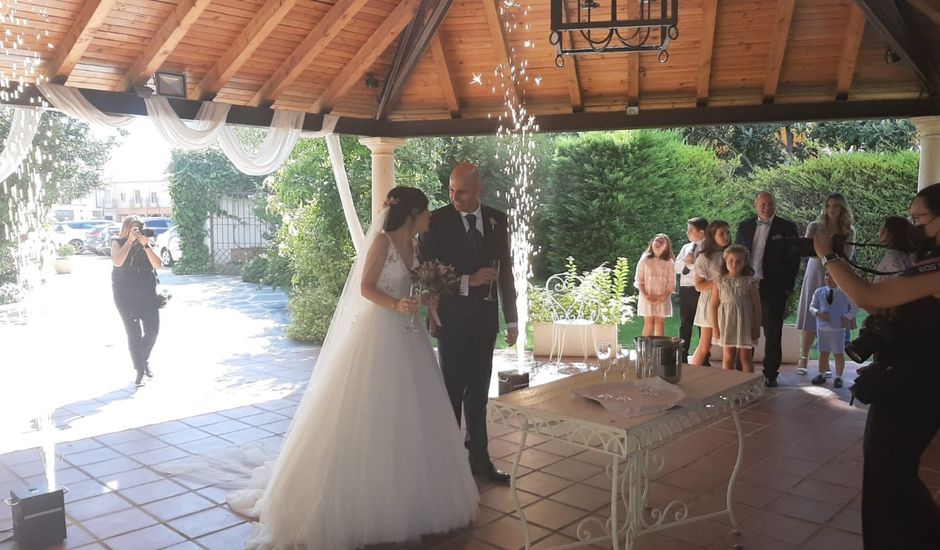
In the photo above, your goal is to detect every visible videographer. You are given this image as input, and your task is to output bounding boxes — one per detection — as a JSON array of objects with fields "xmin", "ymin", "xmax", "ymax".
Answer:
[
  {"xmin": 814, "ymin": 183, "xmax": 940, "ymax": 550},
  {"xmin": 111, "ymin": 216, "xmax": 163, "ymax": 387}
]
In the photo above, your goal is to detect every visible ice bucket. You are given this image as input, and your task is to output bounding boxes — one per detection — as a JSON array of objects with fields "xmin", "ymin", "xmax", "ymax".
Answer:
[{"xmin": 633, "ymin": 336, "xmax": 684, "ymax": 384}]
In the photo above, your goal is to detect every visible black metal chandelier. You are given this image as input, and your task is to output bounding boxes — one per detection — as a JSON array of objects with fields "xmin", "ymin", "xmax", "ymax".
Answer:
[{"xmin": 549, "ymin": 0, "xmax": 679, "ymax": 67}]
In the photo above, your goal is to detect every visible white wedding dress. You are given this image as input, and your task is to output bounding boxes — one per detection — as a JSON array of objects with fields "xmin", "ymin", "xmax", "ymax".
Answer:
[{"xmin": 224, "ymin": 219, "xmax": 478, "ymax": 549}]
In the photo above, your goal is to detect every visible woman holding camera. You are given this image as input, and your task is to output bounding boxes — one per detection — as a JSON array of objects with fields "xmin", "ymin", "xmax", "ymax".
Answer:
[
  {"xmin": 111, "ymin": 216, "xmax": 163, "ymax": 387},
  {"xmin": 815, "ymin": 183, "xmax": 940, "ymax": 550}
]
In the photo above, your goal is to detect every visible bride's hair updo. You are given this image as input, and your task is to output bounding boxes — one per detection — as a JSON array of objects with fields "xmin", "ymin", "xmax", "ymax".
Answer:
[{"xmin": 383, "ymin": 186, "xmax": 429, "ymax": 232}]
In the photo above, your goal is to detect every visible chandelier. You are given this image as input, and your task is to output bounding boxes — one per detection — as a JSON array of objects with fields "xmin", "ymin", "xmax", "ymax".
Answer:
[{"xmin": 549, "ymin": 0, "xmax": 678, "ymax": 67}]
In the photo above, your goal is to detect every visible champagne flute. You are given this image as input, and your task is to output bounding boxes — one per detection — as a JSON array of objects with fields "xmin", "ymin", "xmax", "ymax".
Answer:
[
  {"xmin": 484, "ymin": 259, "xmax": 500, "ymax": 302},
  {"xmin": 405, "ymin": 283, "xmax": 421, "ymax": 331},
  {"xmin": 597, "ymin": 341, "xmax": 612, "ymax": 381},
  {"xmin": 616, "ymin": 345, "xmax": 631, "ymax": 381}
]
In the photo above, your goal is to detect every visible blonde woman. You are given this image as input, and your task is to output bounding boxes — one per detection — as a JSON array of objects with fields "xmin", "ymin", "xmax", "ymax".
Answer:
[
  {"xmin": 111, "ymin": 216, "xmax": 163, "ymax": 386},
  {"xmin": 794, "ymin": 193, "xmax": 855, "ymax": 375}
]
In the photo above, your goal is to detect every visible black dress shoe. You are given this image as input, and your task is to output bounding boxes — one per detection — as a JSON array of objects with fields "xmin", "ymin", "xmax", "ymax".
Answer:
[
  {"xmin": 144, "ymin": 365, "xmax": 154, "ymax": 378},
  {"xmin": 470, "ymin": 461, "xmax": 511, "ymax": 485},
  {"xmin": 764, "ymin": 377, "xmax": 778, "ymax": 388},
  {"xmin": 134, "ymin": 370, "xmax": 145, "ymax": 387}
]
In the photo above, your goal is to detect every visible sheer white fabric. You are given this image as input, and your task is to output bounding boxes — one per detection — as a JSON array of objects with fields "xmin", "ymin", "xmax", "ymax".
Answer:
[
  {"xmin": 38, "ymin": 83, "xmax": 133, "ymax": 127},
  {"xmin": 218, "ymin": 110, "xmax": 312, "ymax": 176},
  {"xmin": 144, "ymin": 96, "xmax": 230, "ymax": 149},
  {"xmin": 326, "ymin": 133, "xmax": 366, "ymax": 253},
  {"xmin": 0, "ymin": 107, "xmax": 42, "ymax": 182}
]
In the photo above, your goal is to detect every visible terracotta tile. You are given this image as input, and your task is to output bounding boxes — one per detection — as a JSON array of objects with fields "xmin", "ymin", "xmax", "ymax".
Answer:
[
  {"xmin": 156, "ymin": 428, "xmax": 212, "ymax": 446},
  {"xmin": 99, "ymin": 467, "xmax": 164, "ymax": 491},
  {"xmin": 181, "ymin": 413, "xmax": 230, "ymax": 428},
  {"xmin": 478, "ymin": 487, "xmax": 539, "ymax": 514},
  {"xmin": 740, "ymin": 510, "xmax": 820, "ymax": 546},
  {"xmin": 131, "ymin": 446, "xmax": 190, "ymax": 465},
  {"xmin": 721, "ymin": 481, "xmax": 782, "ymax": 509},
  {"xmin": 766, "ymin": 493, "xmax": 842, "ymax": 524},
  {"xmin": 516, "ymin": 448, "xmax": 565, "ymax": 471},
  {"xmin": 93, "ymin": 429, "xmax": 151, "ymax": 446},
  {"xmin": 512, "ymin": 471, "xmax": 573, "ymax": 497},
  {"xmin": 534, "ymin": 439, "xmax": 583, "ymax": 458},
  {"xmin": 472, "ymin": 515, "xmax": 550, "ymax": 550},
  {"xmin": 645, "ymin": 481, "xmax": 703, "ymax": 511},
  {"xmin": 688, "ymin": 493, "xmax": 760, "ymax": 527},
  {"xmin": 550, "ymin": 483, "xmax": 612, "ymax": 512},
  {"xmin": 63, "ymin": 479, "xmax": 112, "ymax": 503},
  {"xmin": 258, "ymin": 418, "xmax": 291, "ymax": 435},
  {"xmin": 54, "ymin": 467, "xmax": 90, "ymax": 485},
  {"xmin": 166, "ymin": 506, "xmax": 243, "ymax": 539},
  {"xmin": 104, "ymin": 524, "xmax": 186, "ymax": 550},
  {"xmin": 57, "ymin": 439, "xmax": 104, "ymax": 455},
  {"xmin": 63, "ymin": 524, "xmax": 96, "ymax": 547},
  {"xmin": 787, "ymin": 479, "xmax": 858, "ymax": 506},
  {"xmin": 539, "ymin": 457, "xmax": 601, "ymax": 482},
  {"xmin": 81, "ymin": 457, "xmax": 142, "ymax": 478},
  {"xmin": 710, "ymin": 417, "xmax": 764, "ymax": 435},
  {"xmin": 558, "ymin": 514, "xmax": 609, "ymax": 543},
  {"xmin": 64, "ymin": 447, "xmax": 122, "ymax": 467},
  {"xmin": 143, "ymin": 491, "xmax": 216, "ymax": 521},
  {"xmin": 808, "ymin": 463, "xmax": 863, "ymax": 490},
  {"xmin": 737, "ymin": 469, "xmax": 803, "ymax": 492},
  {"xmin": 651, "ymin": 518, "xmax": 730, "ymax": 547},
  {"xmin": 119, "ymin": 478, "xmax": 189, "ymax": 505},
  {"xmin": 8, "ymin": 460, "xmax": 48, "ymax": 478},
  {"xmin": 802, "ymin": 527, "xmax": 863, "ymax": 550},
  {"xmin": 220, "ymin": 427, "xmax": 274, "ymax": 445},
  {"xmin": 633, "ymin": 532, "xmax": 701, "ymax": 550},
  {"xmin": 66, "ymin": 492, "xmax": 132, "ymax": 521},
  {"xmin": 532, "ymin": 533, "xmax": 580, "ymax": 549},
  {"xmin": 81, "ymin": 507, "xmax": 158, "ymax": 540},
  {"xmin": 0, "ymin": 448, "xmax": 40, "ymax": 467},
  {"xmin": 661, "ymin": 465, "xmax": 729, "ymax": 493},
  {"xmin": 111, "ymin": 437, "xmax": 170, "ymax": 456},
  {"xmin": 470, "ymin": 506, "xmax": 504, "ymax": 528},
  {"xmin": 219, "ymin": 405, "xmax": 266, "ymax": 419},
  {"xmin": 487, "ymin": 438, "xmax": 522, "ymax": 460},
  {"xmin": 517, "ymin": 498, "xmax": 586, "ymax": 530},
  {"xmin": 430, "ymin": 536, "xmax": 501, "ymax": 549},
  {"xmin": 194, "ymin": 521, "xmax": 255, "ymax": 549},
  {"xmin": 571, "ymin": 449, "xmax": 617, "ymax": 468},
  {"xmin": 176, "ymin": 437, "xmax": 231, "ymax": 455},
  {"xmin": 141, "ymin": 421, "xmax": 191, "ymax": 436},
  {"xmin": 163, "ymin": 541, "xmax": 204, "ymax": 550},
  {"xmin": 829, "ymin": 508, "xmax": 862, "ymax": 535},
  {"xmin": 705, "ymin": 531, "xmax": 798, "ymax": 550},
  {"xmin": 750, "ymin": 455, "xmax": 823, "ymax": 477},
  {"xmin": 238, "ymin": 411, "xmax": 287, "ymax": 427},
  {"xmin": 195, "ymin": 485, "xmax": 230, "ymax": 505}
]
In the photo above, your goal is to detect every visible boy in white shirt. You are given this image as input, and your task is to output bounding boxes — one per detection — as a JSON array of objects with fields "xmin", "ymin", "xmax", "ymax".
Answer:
[
  {"xmin": 809, "ymin": 270, "xmax": 858, "ymax": 388},
  {"xmin": 674, "ymin": 217, "xmax": 709, "ymax": 362}
]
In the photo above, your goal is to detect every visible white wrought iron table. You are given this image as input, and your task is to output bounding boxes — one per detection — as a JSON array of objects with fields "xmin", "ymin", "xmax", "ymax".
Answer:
[{"xmin": 487, "ymin": 365, "xmax": 765, "ymax": 550}]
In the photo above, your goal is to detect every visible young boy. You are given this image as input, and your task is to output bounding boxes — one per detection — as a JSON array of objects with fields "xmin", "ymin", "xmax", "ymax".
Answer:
[
  {"xmin": 674, "ymin": 217, "xmax": 709, "ymax": 362},
  {"xmin": 809, "ymin": 270, "xmax": 858, "ymax": 388}
]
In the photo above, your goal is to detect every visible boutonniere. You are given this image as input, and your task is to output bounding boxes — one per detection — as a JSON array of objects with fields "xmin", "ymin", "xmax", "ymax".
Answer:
[{"xmin": 489, "ymin": 218, "xmax": 498, "ymax": 231}]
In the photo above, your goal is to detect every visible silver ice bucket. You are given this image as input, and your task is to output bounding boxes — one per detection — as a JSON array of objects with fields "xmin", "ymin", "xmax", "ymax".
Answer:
[{"xmin": 634, "ymin": 336, "xmax": 685, "ymax": 384}]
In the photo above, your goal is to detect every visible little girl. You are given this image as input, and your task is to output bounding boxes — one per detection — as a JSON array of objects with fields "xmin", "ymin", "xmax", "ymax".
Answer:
[
  {"xmin": 635, "ymin": 233, "xmax": 676, "ymax": 336},
  {"xmin": 709, "ymin": 245, "xmax": 762, "ymax": 372},
  {"xmin": 690, "ymin": 220, "xmax": 732, "ymax": 365}
]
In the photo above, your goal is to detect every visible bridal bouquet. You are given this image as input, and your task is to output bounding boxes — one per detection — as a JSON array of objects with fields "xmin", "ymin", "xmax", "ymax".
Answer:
[{"xmin": 411, "ymin": 260, "xmax": 459, "ymax": 330}]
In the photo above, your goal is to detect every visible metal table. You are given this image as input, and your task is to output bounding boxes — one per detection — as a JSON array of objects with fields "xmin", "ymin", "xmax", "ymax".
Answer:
[{"xmin": 487, "ymin": 365, "xmax": 765, "ymax": 549}]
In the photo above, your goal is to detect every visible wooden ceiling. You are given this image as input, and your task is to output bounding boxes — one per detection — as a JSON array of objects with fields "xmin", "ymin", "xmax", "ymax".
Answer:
[{"xmin": 1, "ymin": 0, "xmax": 939, "ymax": 136}]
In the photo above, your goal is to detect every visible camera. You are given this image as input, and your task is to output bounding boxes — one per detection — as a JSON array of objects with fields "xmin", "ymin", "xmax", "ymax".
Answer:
[
  {"xmin": 139, "ymin": 228, "xmax": 155, "ymax": 238},
  {"xmin": 784, "ymin": 233, "xmax": 846, "ymax": 258},
  {"xmin": 845, "ymin": 314, "xmax": 897, "ymax": 363}
]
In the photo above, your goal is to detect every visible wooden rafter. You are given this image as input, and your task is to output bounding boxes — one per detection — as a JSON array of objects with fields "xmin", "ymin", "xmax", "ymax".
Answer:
[
  {"xmin": 121, "ymin": 0, "xmax": 213, "ymax": 91},
  {"xmin": 908, "ymin": 0, "xmax": 940, "ymax": 26},
  {"xmin": 835, "ymin": 5, "xmax": 867, "ymax": 100},
  {"xmin": 481, "ymin": 0, "xmax": 520, "ymax": 103},
  {"xmin": 696, "ymin": 0, "xmax": 719, "ymax": 106},
  {"xmin": 762, "ymin": 0, "xmax": 796, "ymax": 103},
  {"xmin": 190, "ymin": 0, "xmax": 299, "ymax": 100},
  {"xmin": 430, "ymin": 33, "xmax": 460, "ymax": 117},
  {"xmin": 561, "ymin": 1, "xmax": 583, "ymax": 112},
  {"xmin": 47, "ymin": 0, "xmax": 119, "ymax": 83},
  {"xmin": 854, "ymin": 0, "xmax": 940, "ymax": 94},
  {"xmin": 311, "ymin": 0, "xmax": 421, "ymax": 114},
  {"xmin": 376, "ymin": 0, "xmax": 455, "ymax": 120},
  {"xmin": 625, "ymin": 0, "xmax": 640, "ymax": 107},
  {"xmin": 250, "ymin": 0, "xmax": 370, "ymax": 107}
]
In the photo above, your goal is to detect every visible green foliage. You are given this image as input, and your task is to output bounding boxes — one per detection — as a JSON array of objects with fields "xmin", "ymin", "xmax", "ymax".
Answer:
[
  {"xmin": 167, "ymin": 148, "xmax": 265, "ymax": 274},
  {"xmin": 803, "ymin": 119, "xmax": 917, "ymax": 153},
  {"xmin": 543, "ymin": 130, "xmax": 736, "ymax": 276},
  {"xmin": 56, "ymin": 243, "xmax": 76, "ymax": 257},
  {"xmin": 528, "ymin": 257, "xmax": 635, "ymax": 325},
  {"xmin": 241, "ymin": 254, "xmax": 267, "ymax": 284}
]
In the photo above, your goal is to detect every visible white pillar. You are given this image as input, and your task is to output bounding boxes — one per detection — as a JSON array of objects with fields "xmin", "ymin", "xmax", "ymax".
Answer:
[
  {"xmin": 359, "ymin": 137, "xmax": 407, "ymax": 221},
  {"xmin": 913, "ymin": 117, "xmax": 940, "ymax": 191}
]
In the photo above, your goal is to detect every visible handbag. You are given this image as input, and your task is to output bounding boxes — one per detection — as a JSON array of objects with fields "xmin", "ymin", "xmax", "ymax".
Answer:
[{"xmin": 154, "ymin": 274, "xmax": 171, "ymax": 308}]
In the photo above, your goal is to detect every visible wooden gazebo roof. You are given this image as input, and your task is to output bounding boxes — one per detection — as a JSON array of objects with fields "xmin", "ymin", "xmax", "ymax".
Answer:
[{"xmin": 2, "ymin": 0, "xmax": 939, "ymax": 136}]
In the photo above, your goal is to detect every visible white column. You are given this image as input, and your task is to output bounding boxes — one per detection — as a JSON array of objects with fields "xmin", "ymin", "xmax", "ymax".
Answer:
[
  {"xmin": 359, "ymin": 137, "xmax": 407, "ymax": 221},
  {"xmin": 913, "ymin": 117, "xmax": 940, "ymax": 191}
]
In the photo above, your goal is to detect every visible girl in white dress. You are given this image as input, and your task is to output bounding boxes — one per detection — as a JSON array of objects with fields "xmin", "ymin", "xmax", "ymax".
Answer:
[
  {"xmin": 635, "ymin": 233, "xmax": 676, "ymax": 336},
  {"xmin": 228, "ymin": 187, "xmax": 479, "ymax": 549},
  {"xmin": 690, "ymin": 220, "xmax": 731, "ymax": 366},
  {"xmin": 872, "ymin": 216, "xmax": 915, "ymax": 284},
  {"xmin": 709, "ymin": 245, "xmax": 762, "ymax": 372}
]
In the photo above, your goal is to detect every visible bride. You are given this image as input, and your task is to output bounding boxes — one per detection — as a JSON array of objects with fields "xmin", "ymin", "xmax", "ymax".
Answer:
[{"xmin": 229, "ymin": 186, "xmax": 479, "ymax": 549}]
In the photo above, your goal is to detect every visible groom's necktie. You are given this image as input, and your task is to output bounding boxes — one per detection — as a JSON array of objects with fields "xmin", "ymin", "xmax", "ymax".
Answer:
[{"xmin": 465, "ymin": 213, "xmax": 483, "ymax": 253}]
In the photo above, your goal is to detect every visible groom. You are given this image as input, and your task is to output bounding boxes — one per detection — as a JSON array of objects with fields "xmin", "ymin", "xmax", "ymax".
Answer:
[{"xmin": 419, "ymin": 163, "xmax": 518, "ymax": 485}]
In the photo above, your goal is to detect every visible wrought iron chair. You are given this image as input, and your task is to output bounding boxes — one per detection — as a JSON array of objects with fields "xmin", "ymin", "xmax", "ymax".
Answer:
[{"xmin": 544, "ymin": 272, "xmax": 602, "ymax": 363}]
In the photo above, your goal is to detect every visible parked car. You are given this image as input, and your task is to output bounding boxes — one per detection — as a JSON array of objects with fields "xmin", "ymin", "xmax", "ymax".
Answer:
[
  {"xmin": 142, "ymin": 217, "xmax": 175, "ymax": 237},
  {"xmin": 84, "ymin": 223, "xmax": 120, "ymax": 255},
  {"xmin": 51, "ymin": 220, "xmax": 112, "ymax": 253},
  {"xmin": 155, "ymin": 226, "xmax": 182, "ymax": 267}
]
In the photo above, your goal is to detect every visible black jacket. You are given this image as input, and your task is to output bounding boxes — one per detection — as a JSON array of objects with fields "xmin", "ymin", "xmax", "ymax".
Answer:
[{"xmin": 735, "ymin": 215, "xmax": 801, "ymax": 295}]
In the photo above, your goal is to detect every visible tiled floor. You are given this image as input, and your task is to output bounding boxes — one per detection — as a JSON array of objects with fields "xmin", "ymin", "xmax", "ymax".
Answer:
[{"xmin": 0, "ymin": 359, "xmax": 938, "ymax": 550}]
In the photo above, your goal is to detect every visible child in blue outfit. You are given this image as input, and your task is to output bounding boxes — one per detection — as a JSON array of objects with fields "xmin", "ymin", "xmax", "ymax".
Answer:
[{"xmin": 809, "ymin": 270, "xmax": 858, "ymax": 388}]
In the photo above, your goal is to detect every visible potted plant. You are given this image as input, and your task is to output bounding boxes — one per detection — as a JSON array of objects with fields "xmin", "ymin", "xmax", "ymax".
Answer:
[
  {"xmin": 53, "ymin": 243, "xmax": 75, "ymax": 274},
  {"xmin": 529, "ymin": 257, "xmax": 635, "ymax": 358}
]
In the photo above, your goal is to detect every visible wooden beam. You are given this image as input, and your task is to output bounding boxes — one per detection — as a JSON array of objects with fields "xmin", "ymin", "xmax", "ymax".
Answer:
[
  {"xmin": 854, "ymin": 0, "xmax": 940, "ymax": 94},
  {"xmin": 47, "ymin": 0, "xmax": 119, "ymax": 83},
  {"xmin": 625, "ymin": 0, "xmax": 640, "ymax": 107},
  {"xmin": 560, "ymin": 1, "xmax": 583, "ymax": 112},
  {"xmin": 311, "ymin": 0, "xmax": 421, "ymax": 114},
  {"xmin": 835, "ymin": 5, "xmax": 867, "ymax": 100},
  {"xmin": 250, "ymin": 0, "xmax": 370, "ymax": 107},
  {"xmin": 696, "ymin": 0, "xmax": 719, "ymax": 106},
  {"xmin": 376, "ymin": 0, "xmax": 455, "ymax": 120},
  {"xmin": 908, "ymin": 0, "xmax": 940, "ymax": 26},
  {"xmin": 121, "ymin": 0, "xmax": 213, "ymax": 91},
  {"xmin": 481, "ymin": 0, "xmax": 520, "ymax": 103},
  {"xmin": 762, "ymin": 0, "xmax": 796, "ymax": 103},
  {"xmin": 430, "ymin": 33, "xmax": 460, "ymax": 117},
  {"xmin": 190, "ymin": 0, "xmax": 298, "ymax": 100}
]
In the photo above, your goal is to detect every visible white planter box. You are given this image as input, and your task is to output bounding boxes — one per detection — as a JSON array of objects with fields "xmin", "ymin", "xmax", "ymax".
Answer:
[
  {"xmin": 53, "ymin": 258, "xmax": 72, "ymax": 274},
  {"xmin": 710, "ymin": 324, "xmax": 799, "ymax": 364},
  {"xmin": 532, "ymin": 322, "xmax": 618, "ymax": 358}
]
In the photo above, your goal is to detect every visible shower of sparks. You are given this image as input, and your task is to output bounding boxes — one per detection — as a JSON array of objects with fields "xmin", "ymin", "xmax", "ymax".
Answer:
[{"xmin": 471, "ymin": 73, "xmax": 483, "ymax": 86}]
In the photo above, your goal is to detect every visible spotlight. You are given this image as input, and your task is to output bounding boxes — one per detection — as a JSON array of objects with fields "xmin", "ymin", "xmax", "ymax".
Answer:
[
  {"xmin": 364, "ymin": 73, "xmax": 379, "ymax": 89},
  {"xmin": 154, "ymin": 71, "xmax": 187, "ymax": 98},
  {"xmin": 884, "ymin": 48, "xmax": 901, "ymax": 64}
]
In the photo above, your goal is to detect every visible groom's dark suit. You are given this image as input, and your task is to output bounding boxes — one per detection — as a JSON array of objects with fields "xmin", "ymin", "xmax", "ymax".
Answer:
[
  {"xmin": 418, "ymin": 204, "xmax": 517, "ymax": 467},
  {"xmin": 735, "ymin": 215, "xmax": 800, "ymax": 382}
]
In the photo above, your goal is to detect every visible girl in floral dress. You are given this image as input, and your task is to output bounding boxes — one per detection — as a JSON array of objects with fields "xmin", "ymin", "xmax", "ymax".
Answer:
[
  {"xmin": 635, "ymin": 233, "xmax": 676, "ymax": 336},
  {"xmin": 709, "ymin": 245, "xmax": 762, "ymax": 372}
]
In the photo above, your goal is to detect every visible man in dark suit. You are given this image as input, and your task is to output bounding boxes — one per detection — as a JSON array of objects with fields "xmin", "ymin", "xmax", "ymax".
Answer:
[
  {"xmin": 418, "ymin": 163, "xmax": 518, "ymax": 484},
  {"xmin": 735, "ymin": 191, "xmax": 800, "ymax": 387}
]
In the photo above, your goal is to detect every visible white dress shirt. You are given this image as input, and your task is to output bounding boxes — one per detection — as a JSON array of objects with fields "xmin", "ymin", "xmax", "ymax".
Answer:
[
  {"xmin": 674, "ymin": 240, "xmax": 702, "ymax": 288},
  {"xmin": 751, "ymin": 216, "xmax": 773, "ymax": 279}
]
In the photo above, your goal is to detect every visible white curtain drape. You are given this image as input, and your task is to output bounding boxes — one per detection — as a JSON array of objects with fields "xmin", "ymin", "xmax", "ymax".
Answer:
[
  {"xmin": 326, "ymin": 134, "xmax": 365, "ymax": 253},
  {"xmin": 144, "ymin": 96, "xmax": 230, "ymax": 149},
  {"xmin": 218, "ymin": 110, "xmax": 322, "ymax": 176},
  {"xmin": 0, "ymin": 108, "xmax": 42, "ymax": 183},
  {"xmin": 38, "ymin": 83, "xmax": 133, "ymax": 127}
]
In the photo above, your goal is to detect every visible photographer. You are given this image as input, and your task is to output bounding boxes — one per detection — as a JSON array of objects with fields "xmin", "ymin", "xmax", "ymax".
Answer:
[
  {"xmin": 111, "ymin": 216, "xmax": 163, "ymax": 387},
  {"xmin": 814, "ymin": 183, "xmax": 940, "ymax": 550}
]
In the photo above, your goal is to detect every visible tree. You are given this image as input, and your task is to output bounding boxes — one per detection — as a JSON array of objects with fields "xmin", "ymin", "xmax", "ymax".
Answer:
[{"xmin": 801, "ymin": 119, "xmax": 918, "ymax": 153}]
